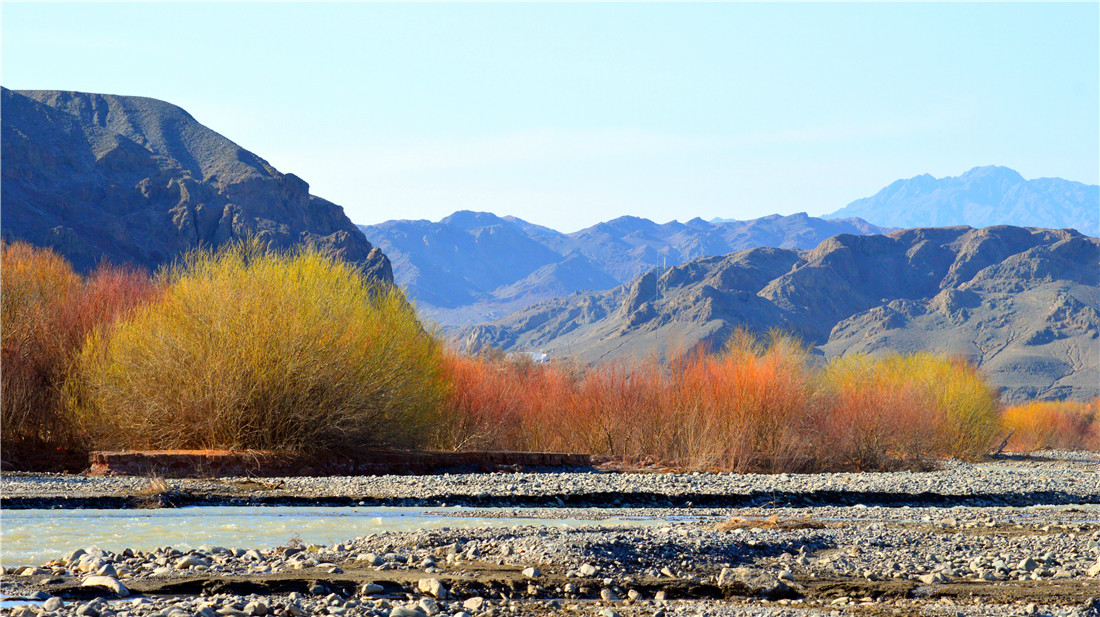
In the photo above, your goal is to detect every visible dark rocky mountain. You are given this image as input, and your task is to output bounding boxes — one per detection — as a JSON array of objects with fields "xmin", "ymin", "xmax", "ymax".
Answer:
[
  {"xmin": 461, "ymin": 226, "xmax": 1099, "ymax": 402},
  {"xmin": 827, "ymin": 166, "xmax": 1099, "ymax": 237},
  {"xmin": 359, "ymin": 212, "xmax": 885, "ymax": 327},
  {"xmin": 1, "ymin": 88, "xmax": 391, "ymax": 281}
]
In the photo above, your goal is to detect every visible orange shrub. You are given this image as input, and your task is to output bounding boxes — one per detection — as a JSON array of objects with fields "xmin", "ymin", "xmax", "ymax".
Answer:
[
  {"xmin": 815, "ymin": 356, "xmax": 940, "ymax": 470},
  {"xmin": 664, "ymin": 331, "xmax": 816, "ymax": 471},
  {"xmin": 439, "ymin": 353, "xmax": 532, "ymax": 451},
  {"xmin": 1, "ymin": 241, "xmax": 158, "ymax": 469},
  {"xmin": 1002, "ymin": 399, "xmax": 1099, "ymax": 452}
]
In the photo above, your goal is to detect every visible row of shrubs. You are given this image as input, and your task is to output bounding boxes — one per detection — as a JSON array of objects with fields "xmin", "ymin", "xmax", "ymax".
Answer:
[
  {"xmin": 2, "ymin": 240, "xmax": 1094, "ymax": 472},
  {"xmin": 442, "ymin": 338, "xmax": 1005, "ymax": 471}
]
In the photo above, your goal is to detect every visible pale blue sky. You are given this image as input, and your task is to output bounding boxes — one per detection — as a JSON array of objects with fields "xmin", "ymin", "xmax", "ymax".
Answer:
[{"xmin": 3, "ymin": 3, "xmax": 1097, "ymax": 232}]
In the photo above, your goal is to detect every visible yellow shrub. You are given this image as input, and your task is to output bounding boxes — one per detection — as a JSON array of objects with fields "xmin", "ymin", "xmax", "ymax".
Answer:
[
  {"xmin": 68, "ymin": 241, "xmax": 447, "ymax": 453},
  {"xmin": 1, "ymin": 241, "xmax": 82, "ymax": 457},
  {"xmin": 859, "ymin": 354, "xmax": 1001, "ymax": 460}
]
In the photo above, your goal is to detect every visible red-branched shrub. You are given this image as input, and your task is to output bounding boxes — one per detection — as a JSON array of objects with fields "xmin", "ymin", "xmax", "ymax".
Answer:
[{"xmin": 1, "ymin": 242, "xmax": 159, "ymax": 469}]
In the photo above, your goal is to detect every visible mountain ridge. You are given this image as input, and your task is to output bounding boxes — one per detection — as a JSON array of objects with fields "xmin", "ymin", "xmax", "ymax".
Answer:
[
  {"xmin": 358, "ymin": 211, "xmax": 888, "ymax": 327},
  {"xmin": 1, "ymin": 88, "xmax": 391, "ymax": 281},
  {"xmin": 826, "ymin": 166, "xmax": 1098, "ymax": 236}
]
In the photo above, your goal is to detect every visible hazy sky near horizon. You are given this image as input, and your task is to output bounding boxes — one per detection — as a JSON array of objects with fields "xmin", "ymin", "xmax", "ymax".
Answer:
[{"xmin": 4, "ymin": 3, "xmax": 1097, "ymax": 232}]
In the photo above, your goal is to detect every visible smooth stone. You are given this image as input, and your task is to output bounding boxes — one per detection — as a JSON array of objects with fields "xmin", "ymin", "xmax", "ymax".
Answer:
[
  {"xmin": 417, "ymin": 577, "xmax": 448, "ymax": 599},
  {"xmin": 81, "ymin": 575, "xmax": 130, "ymax": 596}
]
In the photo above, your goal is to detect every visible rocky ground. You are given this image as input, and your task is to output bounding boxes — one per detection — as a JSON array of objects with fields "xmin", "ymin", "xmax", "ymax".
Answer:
[{"xmin": 2, "ymin": 452, "xmax": 1099, "ymax": 617}]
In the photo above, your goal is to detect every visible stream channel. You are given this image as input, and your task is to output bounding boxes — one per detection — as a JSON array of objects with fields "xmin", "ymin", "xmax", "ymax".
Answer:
[{"xmin": 1, "ymin": 506, "xmax": 670, "ymax": 569}]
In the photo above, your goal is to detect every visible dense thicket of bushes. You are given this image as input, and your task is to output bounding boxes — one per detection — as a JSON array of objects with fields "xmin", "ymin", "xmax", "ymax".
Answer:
[
  {"xmin": 1, "ymin": 241, "xmax": 159, "ymax": 469},
  {"xmin": 440, "ymin": 332, "xmax": 1005, "ymax": 471},
  {"xmin": 67, "ymin": 240, "xmax": 447, "ymax": 453},
  {"xmin": 1002, "ymin": 399, "xmax": 1099, "ymax": 452},
  {"xmin": 2, "ymin": 240, "xmax": 1092, "ymax": 472}
]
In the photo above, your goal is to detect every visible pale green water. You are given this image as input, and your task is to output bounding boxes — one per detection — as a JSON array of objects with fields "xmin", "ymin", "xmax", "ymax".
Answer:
[{"xmin": 0, "ymin": 506, "xmax": 659, "ymax": 568}]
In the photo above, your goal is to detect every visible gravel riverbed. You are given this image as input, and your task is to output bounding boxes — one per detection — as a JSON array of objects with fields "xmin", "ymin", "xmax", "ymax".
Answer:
[{"xmin": 2, "ymin": 452, "xmax": 1099, "ymax": 617}]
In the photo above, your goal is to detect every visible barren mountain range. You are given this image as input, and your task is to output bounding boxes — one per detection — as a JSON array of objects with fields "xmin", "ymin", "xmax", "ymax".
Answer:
[
  {"xmin": 1, "ymin": 88, "xmax": 390, "ymax": 281},
  {"xmin": 359, "ymin": 212, "xmax": 886, "ymax": 327},
  {"xmin": 460, "ymin": 226, "xmax": 1099, "ymax": 402}
]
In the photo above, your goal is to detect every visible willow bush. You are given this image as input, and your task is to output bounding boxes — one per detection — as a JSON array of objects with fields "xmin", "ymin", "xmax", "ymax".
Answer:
[
  {"xmin": 68, "ymin": 240, "xmax": 447, "ymax": 453},
  {"xmin": 2, "ymin": 241, "xmax": 158, "ymax": 469}
]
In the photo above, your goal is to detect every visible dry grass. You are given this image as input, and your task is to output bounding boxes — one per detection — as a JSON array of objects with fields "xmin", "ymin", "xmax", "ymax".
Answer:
[
  {"xmin": 1002, "ymin": 399, "xmax": 1099, "ymax": 452},
  {"xmin": 67, "ymin": 239, "xmax": 448, "ymax": 453}
]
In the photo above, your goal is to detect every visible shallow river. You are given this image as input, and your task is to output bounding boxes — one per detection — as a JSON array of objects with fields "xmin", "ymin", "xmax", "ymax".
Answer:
[{"xmin": 0, "ymin": 506, "xmax": 661, "ymax": 568}]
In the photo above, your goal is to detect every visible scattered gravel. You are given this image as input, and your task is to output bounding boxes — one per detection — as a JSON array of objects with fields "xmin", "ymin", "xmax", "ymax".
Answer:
[
  {"xmin": 3, "ymin": 451, "xmax": 1098, "ymax": 509},
  {"xmin": 2, "ymin": 452, "xmax": 1099, "ymax": 617}
]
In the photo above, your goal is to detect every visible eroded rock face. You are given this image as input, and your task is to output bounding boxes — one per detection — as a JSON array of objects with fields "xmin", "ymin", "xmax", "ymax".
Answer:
[{"xmin": 1, "ymin": 88, "xmax": 391, "ymax": 282}]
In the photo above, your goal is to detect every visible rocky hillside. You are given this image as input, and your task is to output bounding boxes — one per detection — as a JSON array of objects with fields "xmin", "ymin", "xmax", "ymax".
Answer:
[
  {"xmin": 359, "ymin": 211, "xmax": 884, "ymax": 327},
  {"xmin": 1, "ymin": 88, "xmax": 391, "ymax": 281},
  {"xmin": 827, "ymin": 166, "xmax": 1098, "ymax": 236},
  {"xmin": 461, "ymin": 226, "xmax": 1099, "ymax": 402}
]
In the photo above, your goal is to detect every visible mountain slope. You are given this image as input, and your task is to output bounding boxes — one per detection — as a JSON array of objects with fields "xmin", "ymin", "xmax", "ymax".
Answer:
[
  {"xmin": 827, "ymin": 166, "xmax": 1099, "ymax": 236},
  {"xmin": 460, "ymin": 226, "xmax": 1099, "ymax": 402},
  {"xmin": 1, "ymin": 88, "xmax": 391, "ymax": 280},
  {"xmin": 358, "ymin": 211, "xmax": 886, "ymax": 327}
]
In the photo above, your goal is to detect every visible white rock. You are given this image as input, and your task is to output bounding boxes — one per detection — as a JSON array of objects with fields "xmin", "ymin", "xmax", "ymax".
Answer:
[
  {"xmin": 361, "ymin": 583, "xmax": 385, "ymax": 595},
  {"xmin": 81, "ymin": 575, "xmax": 130, "ymax": 596},
  {"xmin": 580, "ymin": 564, "xmax": 599, "ymax": 576},
  {"xmin": 390, "ymin": 607, "xmax": 425, "ymax": 617},
  {"xmin": 417, "ymin": 577, "xmax": 448, "ymax": 599},
  {"xmin": 463, "ymin": 597, "xmax": 486, "ymax": 611},
  {"xmin": 176, "ymin": 555, "xmax": 209, "ymax": 569},
  {"xmin": 522, "ymin": 567, "xmax": 542, "ymax": 578}
]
